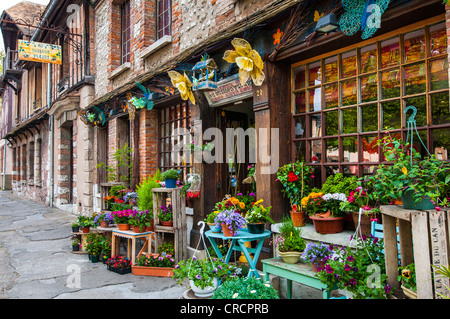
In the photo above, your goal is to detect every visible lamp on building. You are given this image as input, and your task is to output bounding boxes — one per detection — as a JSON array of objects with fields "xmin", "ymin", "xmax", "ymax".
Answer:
[{"xmin": 315, "ymin": 13, "xmax": 340, "ymax": 33}]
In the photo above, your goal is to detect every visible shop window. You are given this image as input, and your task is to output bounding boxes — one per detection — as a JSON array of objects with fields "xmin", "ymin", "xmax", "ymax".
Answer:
[{"xmin": 291, "ymin": 20, "xmax": 450, "ymax": 183}]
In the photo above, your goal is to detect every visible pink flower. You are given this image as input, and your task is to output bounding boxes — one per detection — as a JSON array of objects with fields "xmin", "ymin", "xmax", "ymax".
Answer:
[{"xmin": 435, "ymin": 206, "xmax": 441, "ymax": 211}]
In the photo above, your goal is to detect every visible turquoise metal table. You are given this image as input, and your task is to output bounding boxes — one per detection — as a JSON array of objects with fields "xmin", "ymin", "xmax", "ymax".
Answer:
[
  {"xmin": 205, "ymin": 228, "xmax": 271, "ymax": 278},
  {"xmin": 262, "ymin": 257, "xmax": 337, "ymax": 299}
]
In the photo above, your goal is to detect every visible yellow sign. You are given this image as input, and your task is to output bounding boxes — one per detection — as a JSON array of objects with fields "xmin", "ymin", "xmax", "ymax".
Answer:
[{"xmin": 18, "ymin": 40, "xmax": 62, "ymax": 65}]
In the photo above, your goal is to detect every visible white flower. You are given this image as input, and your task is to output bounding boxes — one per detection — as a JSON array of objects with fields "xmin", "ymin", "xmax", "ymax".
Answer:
[
  {"xmin": 232, "ymin": 293, "xmax": 239, "ymax": 298},
  {"xmin": 264, "ymin": 283, "xmax": 270, "ymax": 288},
  {"xmin": 250, "ymin": 290, "xmax": 256, "ymax": 294}
]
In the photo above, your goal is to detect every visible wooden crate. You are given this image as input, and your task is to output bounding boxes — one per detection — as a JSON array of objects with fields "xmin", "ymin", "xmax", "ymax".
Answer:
[
  {"xmin": 152, "ymin": 187, "xmax": 187, "ymax": 263},
  {"xmin": 380, "ymin": 205, "xmax": 450, "ymax": 299}
]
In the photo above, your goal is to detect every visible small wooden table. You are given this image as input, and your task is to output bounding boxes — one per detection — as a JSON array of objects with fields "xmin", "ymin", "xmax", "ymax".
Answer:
[
  {"xmin": 262, "ymin": 257, "xmax": 336, "ymax": 299},
  {"xmin": 111, "ymin": 229, "xmax": 155, "ymax": 265},
  {"xmin": 205, "ymin": 229, "xmax": 271, "ymax": 279}
]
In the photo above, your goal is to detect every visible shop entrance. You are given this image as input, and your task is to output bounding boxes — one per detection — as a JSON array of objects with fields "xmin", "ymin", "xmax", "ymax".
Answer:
[{"xmin": 216, "ymin": 98, "xmax": 255, "ymax": 199}]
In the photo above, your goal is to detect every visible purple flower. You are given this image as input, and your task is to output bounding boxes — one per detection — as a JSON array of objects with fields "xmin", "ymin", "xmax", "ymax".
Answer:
[
  {"xmin": 344, "ymin": 264, "xmax": 352, "ymax": 271},
  {"xmin": 349, "ymin": 278, "xmax": 356, "ymax": 286},
  {"xmin": 249, "ymin": 192, "xmax": 256, "ymax": 197},
  {"xmin": 196, "ymin": 274, "xmax": 201, "ymax": 280},
  {"xmin": 346, "ymin": 255, "xmax": 354, "ymax": 262},
  {"xmin": 384, "ymin": 283, "xmax": 392, "ymax": 294},
  {"xmin": 325, "ymin": 264, "xmax": 334, "ymax": 274}
]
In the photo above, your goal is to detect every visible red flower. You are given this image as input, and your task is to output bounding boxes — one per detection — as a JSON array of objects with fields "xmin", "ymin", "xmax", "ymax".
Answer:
[{"xmin": 287, "ymin": 171, "xmax": 298, "ymax": 182}]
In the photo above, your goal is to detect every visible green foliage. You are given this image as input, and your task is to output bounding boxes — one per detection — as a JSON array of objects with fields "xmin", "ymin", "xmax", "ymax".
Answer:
[
  {"xmin": 97, "ymin": 143, "xmax": 134, "ymax": 186},
  {"xmin": 162, "ymin": 168, "xmax": 180, "ymax": 180},
  {"xmin": 136, "ymin": 253, "xmax": 175, "ymax": 268},
  {"xmin": 211, "ymin": 277, "xmax": 279, "ymax": 299},
  {"xmin": 276, "ymin": 160, "xmax": 314, "ymax": 208},
  {"xmin": 136, "ymin": 170, "xmax": 162, "ymax": 212},
  {"xmin": 275, "ymin": 216, "xmax": 306, "ymax": 252},
  {"xmin": 158, "ymin": 241, "xmax": 175, "ymax": 256},
  {"xmin": 432, "ymin": 264, "xmax": 450, "ymax": 299},
  {"xmin": 85, "ymin": 233, "xmax": 109, "ymax": 256},
  {"xmin": 320, "ymin": 173, "xmax": 357, "ymax": 196},
  {"xmin": 398, "ymin": 263, "xmax": 416, "ymax": 292}
]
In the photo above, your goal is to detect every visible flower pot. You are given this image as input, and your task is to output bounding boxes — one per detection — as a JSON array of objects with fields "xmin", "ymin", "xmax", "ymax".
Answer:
[
  {"xmin": 81, "ymin": 227, "xmax": 90, "ymax": 233},
  {"xmin": 247, "ymin": 223, "xmax": 265, "ymax": 234},
  {"xmin": 309, "ymin": 216, "xmax": 345, "ymax": 234},
  {"xmin": 207, "ymin": 223, "xmax": 222, "ymax": 233},
  {"xmin": 160, "ymin": 220, "xmax": 173, "ymax": 227},
  {"xmin": 146, "ymin": 220, "xmax": 154, "ymax": 232},
  {"xmin": 401, "ymin": 285, "xmax": 417, "ymax": 299},
  {"xmin": 352, "ymin": 211, "xmax": 375, "ymax": 236},
  {"xmin": 117, "ymin": 223, "xmax": 130, "ymax": 231},
  {"xmin": 187, "ymin": 198, "xmax": 194, "ymax": 208},
  {"xmin": 132, "ymin": 265, "xmax": 174, "ymax": 277},
  {"xmin": 132, "ymin": 226, "xmax": 144, "ymax": 233},
  {"xmin": 72, "ymin": 226, "xmax": 80, "ymax": 233},
  {"xmin": 164, "ymin": 178, "xmax": 177, "ymax": 188},
  {"xmin": 290, "ymin": 211, "xmax": 305, "ymax": 227},
  {"xmin": 221, "ymin": 224, "xmax": 235, "ymax": 237},
  {"xmin": 277, "ymin": 249, "xmax": 302, "ymax": 264},
  {"xmin": 311, "ymin": 260, "xmax": 326, "ymax": 273},
  {"xmin": 72, "ymin": 245, "xmax": 80, "ymax": 252},
  {"xmin": 401, "ymin": 189, "xmax": 435, "ymax": 210},
  {"xmin": 91, "ymin": 255, "xmax": 99, "ymax": 263},
  {"xmin": 100, "ymin": 221, "xmax": 110, "ymax": 228},
  {"xmin": 189, "ymin": 278, "xmax": 219, "ymax": 298}
]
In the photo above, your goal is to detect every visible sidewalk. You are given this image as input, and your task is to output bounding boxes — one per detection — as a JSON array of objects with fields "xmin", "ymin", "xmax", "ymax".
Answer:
[{"xmin": 0, "ymin": 191, "xmax": 188, "ymax": 299}]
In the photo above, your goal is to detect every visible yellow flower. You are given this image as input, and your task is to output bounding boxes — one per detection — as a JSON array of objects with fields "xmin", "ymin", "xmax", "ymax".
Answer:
[
  {"xmin": 254, "ymin": 199, "xmax": 264, "ymax": 206},
  {"xmin": 168, "ymin": 71, "xmax": 196, "ymax": 105},
  {"xmin": 223, "ymin": 38, "xmax": 265, "ymax": 86},
  {"xmin": 401, "ymin": 166, "xmax": 408, "ymax": 175},
  {"xmin": 239, "ymin": 202, "xmax": 245, "ymax": 209}
]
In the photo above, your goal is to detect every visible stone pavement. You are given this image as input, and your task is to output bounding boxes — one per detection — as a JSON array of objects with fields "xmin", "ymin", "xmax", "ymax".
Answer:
[{"xmin": 0, "ymin": 191, "xmax": 188, "ymax": 299}]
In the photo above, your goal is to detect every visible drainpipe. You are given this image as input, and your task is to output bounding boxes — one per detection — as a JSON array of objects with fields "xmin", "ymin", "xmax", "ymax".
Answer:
[
  {"xmin": 48, "ymin": 64, "xmax": 54, "ymax": 208},
  {"xmin": 2, "ymin": 142, "xmax": 6, "ymax": 190}
]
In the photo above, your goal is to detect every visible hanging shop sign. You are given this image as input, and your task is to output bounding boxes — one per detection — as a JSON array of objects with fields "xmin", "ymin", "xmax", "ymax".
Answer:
[
  {"xmin": 204, "ymin": 74, "xmax": 252, "ymax": 107},
  {"xmin": 18, "ymin": 40, "xmax": 62, "ymax": 65}
]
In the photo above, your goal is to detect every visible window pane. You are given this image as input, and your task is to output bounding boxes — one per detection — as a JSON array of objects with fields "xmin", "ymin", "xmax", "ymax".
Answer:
[
  {"xmin": 341, "ymin": 78, "xmax": 357, "ymax": 106},
  {"xmin": 361, "ymin": 135, "xmax": 379, "ymax": 162},
  {"xmin": 342, "ymin": 107, "xmax": 358, "ymax": 134},
  {"xmin": 382, "ymin": 100, "xmax": 401, "ymax": 130},
  {"xmin": 404, "ymin": 63, "xmax": 426, "ymax": 95},
  {"xmin": 360, "ymin": 74, "xmax": 377, "ymax": 102},
  {"xmin": 294, "ymin": 116, "xmax": 306, "ymax": 138},
  {"xmin": 325, "ymin": 166, "xmax": 339, "ymax": 178},
  {"xmin": 432, "ymin": 128, "xmax": 450, "ymax": 160},
  {"xmin": 310, "ymin": 114, "xmax": 322, "ymax": 138},
  {"xmin": 360, "ymin": 44, "xmax": 377, "ymax": 74},
  {"xmin": 294, "ymin": 91, "xmax": 306, "ymax": 114},
  {"xmin": 342, "ymin": 136, "xmax": 358, "ymax": 162},
  {"xmin": 324, "ymin": 83, "xmax": 339, "ymax": 109},
  {"xmin": 343, "ymin": 165, "xmax": 359, "ymax": 176},
  {"xmin": 325, "ymin": 138, "xmax": 339, "ymax": 162},
  {"xmin": 430, "ymin": 58, "xmax": 449, "ymax": 91},
  {"xmin": 381, "ymin": 37, "xmax": 400, "ymax": 69},
  {"xmin": 341, "ymin": 50, "xmax": 357, "ymax": 78},
  {"xmin": 411, "ymin": 130, "xmax": 428, "ymax": 158},
  {"xmin": 362, "ymin": 164, "xmax": 376, "ymax": 176},
  {"xmin": 431, "ymin": 92, "xmax": 450, "ymax": 125},
  {"xmin": 294, "ymin": 66, "xmax": 306, "ymax": 90},
  {"xmin": 430, "ymin": 23, "xmax": 447, "ymax": 57},
  {"xmin": 404, "ymin": 29, "xmax": 426, "ymax": 63},
  {"xmin": 308, "ymin": 61, "xmax": 321, "ymax": 86},
  {"xmin": 308, "ymin": 88, "xmax": 322, "ymax": 112},
  {"xmin": 311, "ymin": 140, "xmax": 322, "ymax": 163},
  {"xmin": 294, "ymin": 141, "xmax": 306, "ymax": 161},
  {"xmin": 325, "ymin": 110, "xmax": 339, "ymax": 136},
  {"xmin": 324, "ymin": 56, "xmax": 338, "ymax": 83},
  {"xmin": 404, "ymin": 95, "xmax": 427, "ymax": 127},
  {"xmin": 361, "ymin": 104, "xmax": 378, "ymax": 132},
  {"xmin": 381, "ymin": 69, "xmax": 400, "ymax": 99}
]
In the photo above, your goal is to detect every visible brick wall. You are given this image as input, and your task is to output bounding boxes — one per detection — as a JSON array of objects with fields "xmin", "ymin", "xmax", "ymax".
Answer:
[{"xmin": 138, "ymin": 109, "xmax": 158, "ymax": 181}]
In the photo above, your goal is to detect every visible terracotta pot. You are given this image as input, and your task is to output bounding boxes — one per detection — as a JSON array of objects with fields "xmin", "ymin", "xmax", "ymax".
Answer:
[
  {"xmin": 290, "ymin": 211, "xmax": 305, "ymax": 227},
  {"xmin": 221, "ymin": 224, "xmax": 235, "ymax": 237},
  {"xmin": 312, "ymin": 260, "xmax": 326, "ymax": 273},
  {"xmin": 100, "ymin": 221, "xmax": 110, "ymax": 228},
  {"xmin": 82, "ymin": 227, "xmax": 90, "ymax": 233},
  {"xmin": 309, "ymin": 215, "xmax": 345, "ymax": 234},
  {"xmin": 277, "ymin": 249, "xmax": 302, "ymax": 264},
  {"xmin": 146, "ymin": 220, "xmax": 154, "ymax": 232},
  {"xmin": 352, "ymin": 211, "xmax": 379, "ymax": 236},
  {"xmin": 132, "ymin": 265, "xmax": 174, "ymax": 277},
  {"xmin": 132, "ymin": 226, "xmax": 144, "ymax": 233},
  {"xmin": 161, "ymin": 220, "xmax": 173, "ymax": 227},
  {"xmin": 117, "ymin": 223, "xmax": 130, "ymax": 231}
]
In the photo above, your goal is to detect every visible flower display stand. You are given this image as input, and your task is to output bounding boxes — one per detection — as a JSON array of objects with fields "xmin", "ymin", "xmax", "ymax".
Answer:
[
  {"xmin": 380, "ymin": 205, "xmax": 450, "ymax": 299},
  {"xmin": 152, "ymin": 187, "xmax": 187, "ymax": 263}
]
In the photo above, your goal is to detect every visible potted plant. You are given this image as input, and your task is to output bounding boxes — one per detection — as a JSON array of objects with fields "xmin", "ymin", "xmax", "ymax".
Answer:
[
  {"xmin": 276, "ymin": 161, "xmax": 315, "ymax": 227},
  {"xmin": 85, "ymin": 233, "xmax": 102, "ymax": 263},
  {"xmin": 375, "ymin": 134, "xmax": 450, "ymax": 210},
  {"xmin": 214, "ymin": 209, "xmax": 247, "ymax": 237},
  {"xmin": 186, "ymin": 191, "xmax": 200, "ymax": 208},
  {"xmin": 204, "ymin": 210, "xmax": 221, "ymax": 233},
  {"xmin": 124, "ymin": 191, "xmax": 138, "ymax": 206},
  {"xmin": 129, "ymin": 210, "xmax": 148, "ymax": 233},
  {"xmin": 71, "ymin": 221, "xmax": 80, "ymax": 233},
  {"xmin": 302, "ymin": 242, "xmax": 333, "ymax": 272},
  {"xmin": 316, "ymin": 234, "xmax": 394, "ymax": 299},
  {"xmin": 158, "ymin": 241, "xmax": 175, "ymax": 256},
  {"xmin": 305, "ymin": 193, "xmax": 348, "ymax": 234},
  {"xmin": 132, "ymin": 253, "xmax": 176, "ymax": 277},
  {"xmin": 72, "ymin": 237, "xmax": 80, "ymax": 252},
  {"xmin": 172, "ymin": 256, "xmax": 234, "ymax": 297},
  {"xmin": 398, "ymin": 263, "xmax": 417, "ymax": 299},
  {"xmin": 78, "ymin": 215, "xmax": 94, "ymax": 233},
  {"xmin": 106, "ymin": 255, "xmax": 132, "ymax": 274},
  {"xmin": 94, "ymin": 211, "xmax": 114, "ymax": 228},
  {"xmin": 136, "ymin": 170, "xmax": 162, "ymax": 218},
  {"xmin": 211, "ymin": 276, "xmax": 279, "ymax": 299},
  {"xmin": 111, "ymin": 209, "xmax": 134, "ymax": 230},
  {"xmin": 244, "ymin": 199, "xmax": 274, "ymax": 234},
  {"xmin": 162, "ymin": 169, "xmax": 180, "ymax": 188},
  {"xmin": 100, "ymin": 237, "xmax": 112, "ymax": 263},
  {"xmin": 158, "ymin": 204, "xmax": 173, "ymax": 227},
  {"xmin": 274, "ymin": 216, "xmax": 306, "ymax": 264}
]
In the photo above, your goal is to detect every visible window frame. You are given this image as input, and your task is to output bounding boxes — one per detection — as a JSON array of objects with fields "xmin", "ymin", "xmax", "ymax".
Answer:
[
  {"xmin": 121, "ymin": 0, "xmax": 131, "ymax": 65},
  {"xmin": 156, "ymin": 0, "xmax": 171, "ymax": 40}
]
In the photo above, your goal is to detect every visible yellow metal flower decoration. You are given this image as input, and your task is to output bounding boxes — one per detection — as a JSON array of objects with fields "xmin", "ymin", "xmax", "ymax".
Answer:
[
  {"xmin": 223, "ymin": 38, "xmax": 265, "ymax": 86},
  {"xmin": 168, "ymin": 70, "xmax": 196, "ymax": 105}
]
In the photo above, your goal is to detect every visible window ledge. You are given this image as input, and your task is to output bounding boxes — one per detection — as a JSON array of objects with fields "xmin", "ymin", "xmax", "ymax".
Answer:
[
  {"xmin": 141, "ymin": 35, "xmax": 172, "ymax": 59},
  {"xmin": 108, "ymin": 62, "xmax": 131, "ymax": 80}
]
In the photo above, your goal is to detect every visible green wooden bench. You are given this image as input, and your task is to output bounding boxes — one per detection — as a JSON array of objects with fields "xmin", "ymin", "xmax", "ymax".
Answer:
[{"xmin": 262, "ymin": 257, "xmax": 338, "ymax": 299}]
